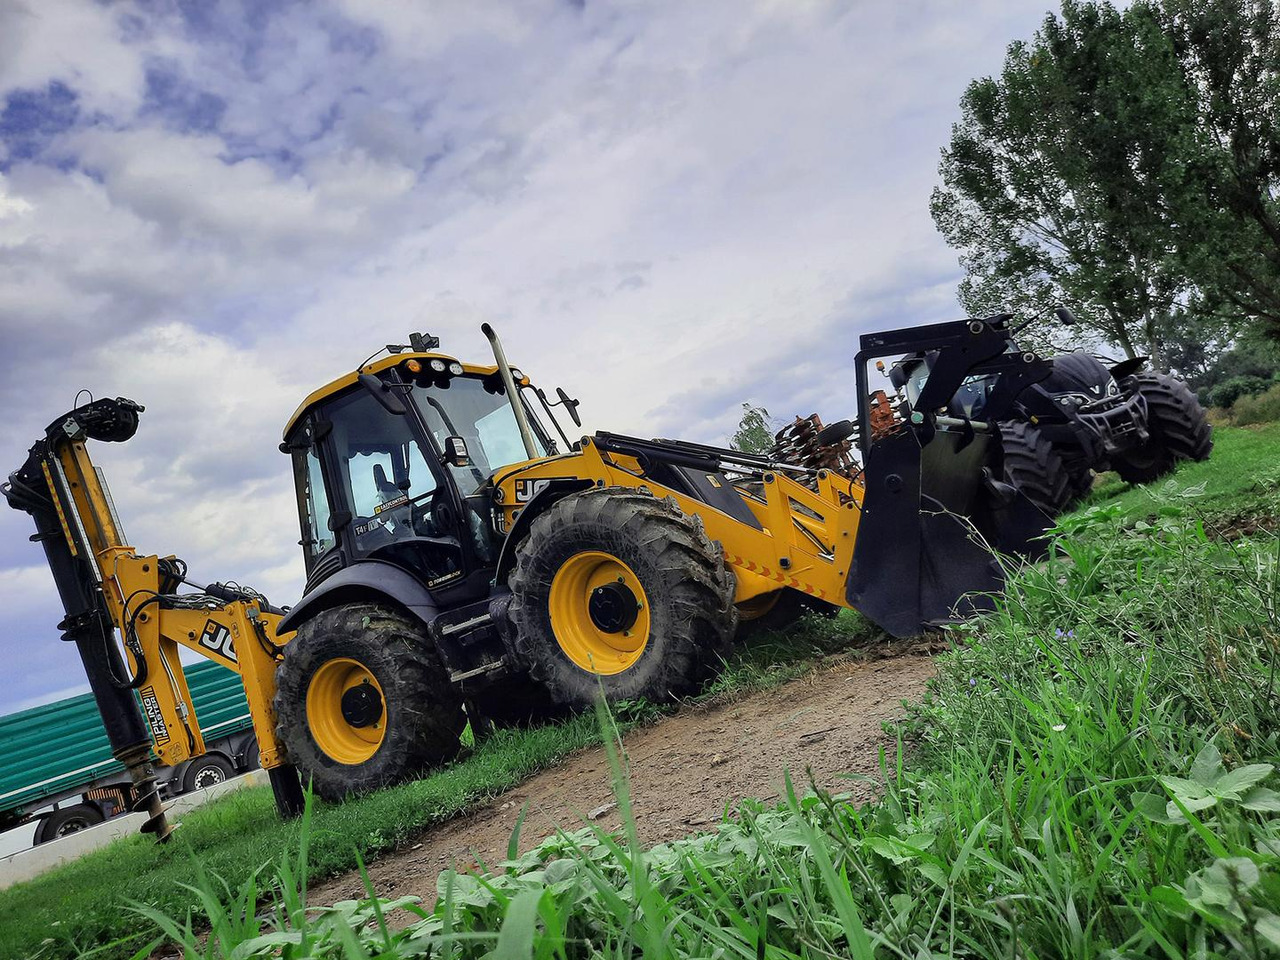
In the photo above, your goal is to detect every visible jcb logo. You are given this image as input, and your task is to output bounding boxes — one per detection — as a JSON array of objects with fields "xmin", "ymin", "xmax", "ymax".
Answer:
[
  {"xmin": 200, "ymin": 620, "xmax": 237, "ymax": 663},
  {"xmin": 514, "ymin": 479, "xmax": 553, "ymax": 503}
]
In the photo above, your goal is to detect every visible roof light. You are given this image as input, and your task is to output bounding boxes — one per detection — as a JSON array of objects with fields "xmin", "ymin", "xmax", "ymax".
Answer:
[
  {"xmin": 429, "ymin": 359, "xmax": 447, "ymax": 373},
  {"xmin": 448, "ymin": 362, "xmax": 463, "ymax": 376},
  {"xmin": 404, "ymin": 359, "xmax": 422, "ymax": 373},
  {"xmin": 509, "ymin": 367, "xmax": 524, "ymax": 381}
]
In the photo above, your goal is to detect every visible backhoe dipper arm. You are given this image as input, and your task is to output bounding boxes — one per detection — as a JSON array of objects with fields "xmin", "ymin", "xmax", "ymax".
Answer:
[{"xmin": 4, "ymin": 399, "xmax": 305, "ymax": 840}]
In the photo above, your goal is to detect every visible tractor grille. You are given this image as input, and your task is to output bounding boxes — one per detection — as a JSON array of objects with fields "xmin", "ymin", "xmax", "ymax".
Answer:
[{"xmin": 1075, "ymin": 393, "xmax": 1147, "ymax": 453}]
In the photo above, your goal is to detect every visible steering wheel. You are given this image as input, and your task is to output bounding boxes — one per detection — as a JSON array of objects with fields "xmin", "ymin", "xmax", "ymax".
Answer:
[{"xmin": 413, "ymin": 489, "xmax": 457, "ymax": 539}]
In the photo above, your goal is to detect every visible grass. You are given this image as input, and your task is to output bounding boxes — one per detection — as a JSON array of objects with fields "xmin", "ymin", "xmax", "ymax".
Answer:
[
  {"xmin": 107, "ymin": 422, "xmax": 1280, "ymax": 958},
  {"xmin": 0, "ymin": 611, "xmax": 871, "ymax": 960},
  {"xmin": 1085, "ymin": 419, "xmax": 1280, "ymax": 525}
]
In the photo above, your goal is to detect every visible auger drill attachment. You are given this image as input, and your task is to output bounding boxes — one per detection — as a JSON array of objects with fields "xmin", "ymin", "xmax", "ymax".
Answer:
[
  {"xmin": 5, "ymin": 397, "xmax": 305, "ymax": 840},
  {"xmin": 4, "ymin": 399, "xmax": 174, "ymax": 841}
]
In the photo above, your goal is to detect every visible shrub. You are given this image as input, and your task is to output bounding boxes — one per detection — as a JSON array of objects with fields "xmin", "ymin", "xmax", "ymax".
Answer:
[
  {"xmin": 1234, "ymin": 383, "xmax": 1280, "ymax": 425},
  {"xmin": 1208, "ymin": 374, "xmax": 1272, "ymax": 409}
]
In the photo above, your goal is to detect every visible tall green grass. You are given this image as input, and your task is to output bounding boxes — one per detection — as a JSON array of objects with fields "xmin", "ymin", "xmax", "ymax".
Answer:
[{"xmin": 127, "ymin": 470, "xmax": 1280, "ymax": 957}]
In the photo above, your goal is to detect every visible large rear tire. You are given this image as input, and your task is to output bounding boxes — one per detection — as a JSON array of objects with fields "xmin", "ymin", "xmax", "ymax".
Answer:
[
  {"xmin": 508, "ymin": 488, "xmax": 737, "ymax": 709},
  {"xmin": 273, "ymin": 602, "xmax": 464, "ymax": 803},
  {"xmin": 1112, "ymin": 372, "xmax": 1213, "ymax": 483},
  {"xmin": 999, "ymin": 421, "xmax": 1073, "ymax": 517}
]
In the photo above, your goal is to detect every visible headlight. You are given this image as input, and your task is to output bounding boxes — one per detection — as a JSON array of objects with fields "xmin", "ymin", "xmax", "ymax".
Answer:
[
  {"xmin": 509, "ymin": 367, "xmax": 524, "ymax": 381},
  {"xmin": 448, "ymin": 362, "xmax": 463, "ymax": 376},
  {"xmin": 1107, "ymin": 379, "xmax": 1119, "ymax": 396},
  {"xmin": 429, "ymin": 359, "xmax": 447, "ymax": 373}
]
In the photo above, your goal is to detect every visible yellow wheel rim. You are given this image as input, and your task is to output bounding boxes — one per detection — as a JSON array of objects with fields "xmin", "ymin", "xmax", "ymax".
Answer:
[
  {"xmin": 306, "ymin": 658, "xmax": 386, "ymax": 765},
  {"xmin": 548, "ymin": 551, "xmax": 651, "ymax": 675},
  {"xmin": 736, "ymin": 592, "xmax": 782, "ymax": 622}
]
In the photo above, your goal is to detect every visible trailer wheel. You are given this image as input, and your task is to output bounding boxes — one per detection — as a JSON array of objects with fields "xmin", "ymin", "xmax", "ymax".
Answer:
[
  {"xmin": 999, "ymin": 421, "xmax": 1073, "ymax": 517},
  {"xmin": 34, "ymin": 803, "xmax": 104, "ymax": 845},
  {"xmin": 273, "ymin": 602, "xmax": 464, "ymax": 803},
  {"xmin": 182, "ymin": 754, "xmax": 235, "ymax": 793},
  {"xmin": 508, "ymin": 488, "xmax": 737, "ymax": 709},
  {"xmin": 1112, "ymin": 373, "xmax": 1213, "ymax": 483}
]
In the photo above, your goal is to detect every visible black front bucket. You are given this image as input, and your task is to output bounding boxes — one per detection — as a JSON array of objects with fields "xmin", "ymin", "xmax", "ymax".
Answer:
[{"xmin": 846, "ymin": 427, "xmax": 1052, "ymax": 637}]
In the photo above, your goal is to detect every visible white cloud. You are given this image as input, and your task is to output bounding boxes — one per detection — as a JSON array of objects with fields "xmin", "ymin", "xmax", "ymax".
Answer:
[{"xmin": 0, "ymin": 0, "xmax": 1051, "ymax": 711}]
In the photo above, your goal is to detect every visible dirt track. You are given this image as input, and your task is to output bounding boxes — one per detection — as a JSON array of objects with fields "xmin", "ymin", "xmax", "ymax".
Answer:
[{"xmin": 309, "ymin": 649, "xmax": 936, "ymax": 908}]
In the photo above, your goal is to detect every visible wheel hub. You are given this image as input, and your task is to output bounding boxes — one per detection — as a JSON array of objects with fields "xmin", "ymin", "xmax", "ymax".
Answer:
[
  {"xmin": 588, "ymin": 581, "xmax": 640, "ymax": 634},
  {"xmin": 306, "ymin": 658, "xmax": 388, "ymax": 764},
  {"xmin": 340, "ymin": 681, "xmax": 384, "ymax": 728},
  {"xmin": 548, "ymin": 551, "xmax": 652, "ymax": 675}
]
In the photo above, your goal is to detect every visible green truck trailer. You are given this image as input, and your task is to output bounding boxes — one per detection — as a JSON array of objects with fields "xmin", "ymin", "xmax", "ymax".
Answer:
[{"xmin": 0, "ymin": 660, "xmax": 258, "ymax": 845}]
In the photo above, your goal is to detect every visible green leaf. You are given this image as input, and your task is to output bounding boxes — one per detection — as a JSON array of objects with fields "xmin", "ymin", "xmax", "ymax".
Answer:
[
  {"xmin": 1242, "ymin": 787, "xmax": 1280, "ymax": 812},
  {"xmin": 1256, "ymin": 913, "xmax": 1280, "ymax": 949},
  {"xmin": 1167, "ymin": 794, "xmax": 1217, "ymax": 822},
  {"xmin": 494, "ymin": 887, "xmax": 545, "ymax": 960},
  {"xmin": 1213, "ymin": 764, "xmax": 1274, "ymax": 799},
  {"xmin": 1132, "ymin": 791, "xmax": 1176, "ymax": 824},
  {"xmin": 866, "ymin": 836, "xmax": 921, "ymax": 865},
  {"xmin": 1161, "ymin": 776, "xmax": 1212, "ymax": 801},
  {"xmin": 1190, "ymin": 745, "xmax": 1225, "ymax": 786}
]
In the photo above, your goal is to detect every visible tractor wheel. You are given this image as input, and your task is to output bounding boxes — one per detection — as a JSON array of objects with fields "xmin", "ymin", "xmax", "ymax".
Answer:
[
  {"xmin": 273, "ymin": 602, "xmax": 464, "ymax": 803},
  {"xmin": 508, "ymin": 487, "xmax": 737, "ymax": 709},
  {"xmin": 999, "ymin": 421, "xmax": 1073, "ymax": 517},
  {"xmin": 1111, "ymin": 372, "xmax": 1213, "ymax": 483}
]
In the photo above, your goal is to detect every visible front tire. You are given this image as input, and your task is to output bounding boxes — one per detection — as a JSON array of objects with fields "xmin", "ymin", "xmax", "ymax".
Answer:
[
  {"xmin": 508, "ymin": 488, "xmax": 737, "ymax": 709},
  {"xmin": 273, "ymin": 602, "xmax": 464, "ymax": 803},
  {"xmin": 999, "ymin": 421, "xmax": 1072, "ymax": 517},
  {"xmin": 1112, "ymin": 373, "xmax": 1213, "ymax": 483}
]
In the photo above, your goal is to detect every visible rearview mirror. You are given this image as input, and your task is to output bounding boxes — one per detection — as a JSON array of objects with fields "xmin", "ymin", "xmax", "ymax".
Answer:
[
  {"xmin": 1054, "ymin": 307, "xmax": 1077, "ymax": 326},
  {"xmin": 443, "ymin": 436, "xmax": 470, "ymax": 467},
  {"xmin": 556, "ymin": 387, "xmax": 582, "ymax": 427}
]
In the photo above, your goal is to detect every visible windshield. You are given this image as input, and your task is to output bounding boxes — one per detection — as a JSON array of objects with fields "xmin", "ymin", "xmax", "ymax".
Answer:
[{"xmin": 413, "ymin": 375, "xmax": 549, "ymax": 494}]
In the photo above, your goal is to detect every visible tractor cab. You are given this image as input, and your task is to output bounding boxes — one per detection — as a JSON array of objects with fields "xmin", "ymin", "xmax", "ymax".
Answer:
[{"xmin": 280, "ymin": 341, "xmax": 566, "ymax": 603}]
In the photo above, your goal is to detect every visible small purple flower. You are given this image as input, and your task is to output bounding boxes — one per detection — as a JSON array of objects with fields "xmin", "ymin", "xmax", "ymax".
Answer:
[
  {"xmin": 969, "ymin": 678, "xmax": 977, "ymax": 687},
  {"xmin": 1055, "ymin": 628, "xmax": 1063, "ymax": 638}
]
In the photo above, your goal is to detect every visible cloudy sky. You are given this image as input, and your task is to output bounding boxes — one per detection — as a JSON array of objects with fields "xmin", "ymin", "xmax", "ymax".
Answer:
[{"xmin": 0, "ymin": 0, "xmax": 1051, "ymax": 714}]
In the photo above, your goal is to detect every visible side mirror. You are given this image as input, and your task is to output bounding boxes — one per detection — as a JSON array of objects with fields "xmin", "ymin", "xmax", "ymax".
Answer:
[
  {"xmin": 1054, "ymin": 307, "xmax": 1078, "ymax": 327},
  {"xmin": 556, "ymin": 387, "xmax": 582, "ymax": 427},
  {"xmin": 443, "ymin": 436, "xmax": 471, "ymax": 467}
]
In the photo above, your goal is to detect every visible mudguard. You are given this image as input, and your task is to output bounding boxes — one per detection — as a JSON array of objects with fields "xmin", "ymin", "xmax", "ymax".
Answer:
[{"xmin": 277, "ymin": 559, "xmax": 440, "ymax": 634}]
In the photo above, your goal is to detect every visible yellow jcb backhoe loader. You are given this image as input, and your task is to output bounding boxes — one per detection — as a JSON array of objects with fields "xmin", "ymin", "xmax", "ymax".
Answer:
[{"xmin": 5, "ymin": 315, "xmax": 1055, "ymax": 839}]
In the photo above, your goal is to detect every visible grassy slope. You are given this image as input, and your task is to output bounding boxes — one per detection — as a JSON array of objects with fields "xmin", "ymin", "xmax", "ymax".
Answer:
[
  {"xmin": 1086, "ymin": 419, "xmax": 1280, "ymax": 522},
  {"xmin": 0, "ymin": 615, "xmax": 872, "ymax": 960}
]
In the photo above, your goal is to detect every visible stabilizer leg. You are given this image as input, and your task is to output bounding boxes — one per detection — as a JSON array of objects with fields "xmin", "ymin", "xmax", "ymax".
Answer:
[{"xmin": 269, "ymin": 764, "xmax": 306, "ymax": 818}]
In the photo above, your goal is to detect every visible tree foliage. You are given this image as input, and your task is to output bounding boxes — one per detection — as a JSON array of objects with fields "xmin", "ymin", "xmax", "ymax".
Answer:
[
  {"xmin": 933, "ymin": 0, "xmax": 1280, "ymax": 373},
  {"xmin": 729, "ymin": 403, "xmax": 777, "ymax": 454}
]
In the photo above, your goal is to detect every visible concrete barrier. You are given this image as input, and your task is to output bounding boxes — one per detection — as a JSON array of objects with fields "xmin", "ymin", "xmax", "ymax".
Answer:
[{"xmin": 0, "ymin": 769, "xmax": 267, "ymax": 890}]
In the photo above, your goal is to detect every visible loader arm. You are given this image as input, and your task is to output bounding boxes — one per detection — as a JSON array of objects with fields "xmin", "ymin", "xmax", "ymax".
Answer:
[{"xmin": 4, "ymin": 399, "xmax": 304, "ymax": 841}]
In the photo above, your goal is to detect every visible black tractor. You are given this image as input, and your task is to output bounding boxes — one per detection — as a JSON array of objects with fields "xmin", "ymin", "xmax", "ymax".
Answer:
[{"xmin": 886, "ymin": 310, "xmax": 1213, "ymax": 516}]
